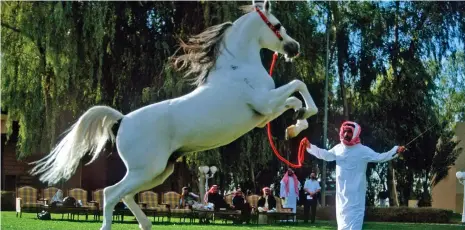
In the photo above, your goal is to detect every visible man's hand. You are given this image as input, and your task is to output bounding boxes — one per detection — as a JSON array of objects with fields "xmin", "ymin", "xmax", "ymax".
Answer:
[
  {"xmin": 397, "ymin": 146, "xmax": 406, "ymax": 153},
  {"xmin": 304, "ymin": 139, "xmax": 311, "ymax": 148},
  {"xmin": 397, "ymin": 146, "xmax": 406, "ymax": 159}
]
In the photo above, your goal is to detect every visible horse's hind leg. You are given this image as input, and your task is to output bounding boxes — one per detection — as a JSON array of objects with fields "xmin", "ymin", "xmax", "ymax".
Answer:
[
  {"xmin": 121, "ymin": 163, "xmax": 175, "ymax": 230},
  {"xmin": 100, "ymin": 167, "xmax": 164, "ymax": 230},
  {"xmin": 121, "ymin": 193, "xmax": 151, "ymax": 230}
]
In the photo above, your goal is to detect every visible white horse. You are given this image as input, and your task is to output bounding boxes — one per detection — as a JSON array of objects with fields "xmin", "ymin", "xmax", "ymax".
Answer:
[{"xmin": 29, "ymin": 1, "xmax": 318, "ymax": 229}]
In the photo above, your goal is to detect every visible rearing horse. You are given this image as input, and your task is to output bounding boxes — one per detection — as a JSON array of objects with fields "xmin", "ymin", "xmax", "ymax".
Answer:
[{"xmin": 30, "ymin": 1, "xmax": 318, "ymax": 229}]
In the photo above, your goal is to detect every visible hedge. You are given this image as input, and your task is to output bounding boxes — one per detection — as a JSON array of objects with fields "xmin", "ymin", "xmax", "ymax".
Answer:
[
  {"xmin": 295, "ymin": 206, "xmax": 454, "ymax": 223},
  {"xmin": 364, "ymin": 207, "xmax": 453, "ymax": 223}
]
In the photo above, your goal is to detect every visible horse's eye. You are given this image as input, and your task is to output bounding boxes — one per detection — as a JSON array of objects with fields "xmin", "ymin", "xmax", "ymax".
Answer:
[{"xmin": 274, "ymin": 23, "xmax": 282, "ymax": 30}]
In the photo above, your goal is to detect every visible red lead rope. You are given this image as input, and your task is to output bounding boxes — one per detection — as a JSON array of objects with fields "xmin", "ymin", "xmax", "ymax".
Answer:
[{"xmin": 267, "ymin": 52, "xmax": 308, "ymax": 168}]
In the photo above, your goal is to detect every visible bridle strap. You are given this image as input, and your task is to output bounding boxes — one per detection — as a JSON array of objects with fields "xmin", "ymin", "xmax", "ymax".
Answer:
[{"xmin": 255, "ymin": 7, "xmax": 283, "ymax": 41}]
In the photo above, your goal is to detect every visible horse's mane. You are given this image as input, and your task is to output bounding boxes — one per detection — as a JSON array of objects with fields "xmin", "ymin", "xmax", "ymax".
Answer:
[{"xmin": 170, "ymin": 22, "xmax": 234, "ymax": 86}]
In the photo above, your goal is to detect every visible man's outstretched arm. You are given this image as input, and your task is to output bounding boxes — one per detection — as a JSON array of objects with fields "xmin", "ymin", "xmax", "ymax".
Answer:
[
  {"xmin": 363, "ymin": 146, "xmax": 406, "ymax": 163},
  {"xmin": 306, "ymin": 141, "xmax": 337, "ymax": 161}
]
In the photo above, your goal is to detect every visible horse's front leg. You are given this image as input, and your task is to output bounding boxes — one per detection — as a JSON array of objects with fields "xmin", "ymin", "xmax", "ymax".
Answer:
[
  {"xmin": 250, "ymin": 79, "xmax": 317, "ymax": 119},
  {"xmin": 257, "ymin": 96, "xmax": 303, "ymax": 128},
  {"xmin": 267, "ymin": 79, "xmax": 318, "ymax": 119},
  {"xmin": 256, "ymin": 96, "xmax": 309, "ymax": 139},
  {"xmin": 254, "ymin": 80, "xmax": 316, "ymax": 139}
]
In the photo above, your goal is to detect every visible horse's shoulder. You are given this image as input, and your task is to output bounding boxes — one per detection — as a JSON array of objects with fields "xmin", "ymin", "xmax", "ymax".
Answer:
[
  {"xmin": 236, "ymin": 64, "xmax": 269, "ymax": 75},
  {"xmin": 233, "ymin": 65, "xmax": 274, "ymax": 82},
  {"xmin": 208, "ymin": 63, "xmax": 275, "ymax": 90}
]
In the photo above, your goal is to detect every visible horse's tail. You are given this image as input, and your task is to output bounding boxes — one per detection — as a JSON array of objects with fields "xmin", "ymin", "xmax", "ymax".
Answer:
[{"xmin": 29, "ymin": 105, "xmax": 124, "ymax": 185}]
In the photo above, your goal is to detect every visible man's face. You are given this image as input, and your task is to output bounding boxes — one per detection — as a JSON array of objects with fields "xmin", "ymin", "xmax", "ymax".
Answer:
[
  {"xmin": 287, "ymin": 169, "xmax": 294, "ymax": 176},
  {"xmin": 212, "ymin": 186, "xmax": 218, "ymax": 193},
  {"xmin": 264, "ymin": 188, "xmax": 271, "ymax": 195},
  {"xmin": 343, "ymin": 128, "xmax": 353, "ymax": 141},
  {"xmin": 310, "ymin": 173, "xmax": 316, "ymax": 179}
]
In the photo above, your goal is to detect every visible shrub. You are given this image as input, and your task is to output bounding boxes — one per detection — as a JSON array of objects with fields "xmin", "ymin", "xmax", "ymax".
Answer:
[
  {"xmin": 295, "ymin": 206, "xmax": 453, "ymax": 223},
  {"xmin": 1, "ymin": 191, "xmax": 16, "ymax": 211},
  {"xmin": 364, "ymin": 207, "xmax": 453, "ymax": 223}
]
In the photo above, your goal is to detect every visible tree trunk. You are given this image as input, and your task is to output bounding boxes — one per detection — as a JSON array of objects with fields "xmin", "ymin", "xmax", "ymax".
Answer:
[
  {"xmin": 387, "ymin": 162, "xmax": 399, "ymax": 206},
  {"xmin": 331, "ymin": 2, "xmax": 349, "ymax": 120},
  {"xmin": 422, "ymin": 171, "xmax": 431, "ymax": 206},
  {"xmin": 386, "ymin": 1, "xmax": 401, "ymax": 207},
  {"xmin": 250, "ymin": 162, "xmax": 256, "ymax": 194},
  {"xmin": 393, "ymin": 1, "xmax": 400, "ymax": 81}
]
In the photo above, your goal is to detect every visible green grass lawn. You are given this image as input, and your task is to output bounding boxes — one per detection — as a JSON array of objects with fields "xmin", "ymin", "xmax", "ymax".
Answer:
[{"xmin": 1, "ymin": 211, "xmax": 463, "ymax": 230}]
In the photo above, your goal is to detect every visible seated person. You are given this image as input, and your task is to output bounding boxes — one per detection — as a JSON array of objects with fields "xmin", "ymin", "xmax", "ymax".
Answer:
[
  {"xmin": 50, "ymin": 189, "xmax": 64, "ymax": 207},
  {"xmin": 205, "ymin": 185, "xmax": 229, "ymax": 211},
  {"xmin": 231, "ymin": 189, "xmax": 252, "ymax": 224},
  {"xmin": 179, "ymin": 187, "xmax": 199, "ymax": 208},
  {"xmin": 257, "ymin": 187, "xmax": 276, "ymax": 212}
]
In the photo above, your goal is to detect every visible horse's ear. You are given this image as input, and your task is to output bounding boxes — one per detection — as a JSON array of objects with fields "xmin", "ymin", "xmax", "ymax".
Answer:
[
  {"xmin": 252, "ymin": 0, "xmax": 271, "ymax": 13},
  {"xmin": 264, "ymin": 0, "xmax": 271, "ymax": 12},
  {"xmin": 252, "ymin": 0, "xmax": 265, "ymax": 9}
]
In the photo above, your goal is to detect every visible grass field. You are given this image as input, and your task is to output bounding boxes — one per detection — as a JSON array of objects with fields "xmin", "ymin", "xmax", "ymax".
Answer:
[{"xmin": 1, "ymin": 211, "xmax": 463, "ymax": 230}]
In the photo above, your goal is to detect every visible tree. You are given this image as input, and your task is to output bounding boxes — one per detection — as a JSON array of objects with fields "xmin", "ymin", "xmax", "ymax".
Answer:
[
  {"xmin": 431, "ymin": 127, "xmax": 463, "ymax": 187},
  {"xmin": 2, "ymin": 1, "xmax": 464, "ymax": 199}
]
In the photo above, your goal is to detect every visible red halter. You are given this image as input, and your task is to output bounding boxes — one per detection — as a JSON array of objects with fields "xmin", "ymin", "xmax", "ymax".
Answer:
[
  {"xmin": 255, "ymin": 7, "xmax": 283, "ymax": 41},
  {"xmin": 256, "ymin": 6, "xmax": 306, "ymax": 169}
]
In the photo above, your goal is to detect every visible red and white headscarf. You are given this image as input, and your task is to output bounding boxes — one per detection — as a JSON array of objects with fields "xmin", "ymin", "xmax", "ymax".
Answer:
[
  {"xmin": 339, "ymin": 121, "xmax": 361, "ymax": 146},
  {"xmin": 204, "ymin": 185, "xmax": 218, "ymax": 203},
  {"xmin": 262, "ymin": 187, "xmax": 271, "ymax": 197},
  {"xmin": 282, "ymin": 171, "xmax": 299, "ymax": 196}
]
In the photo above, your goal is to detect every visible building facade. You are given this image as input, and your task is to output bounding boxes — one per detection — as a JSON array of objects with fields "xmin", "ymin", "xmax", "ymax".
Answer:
[{"xmin": 431, "ymin": 122, "xmax": 465, "ymax": 213}]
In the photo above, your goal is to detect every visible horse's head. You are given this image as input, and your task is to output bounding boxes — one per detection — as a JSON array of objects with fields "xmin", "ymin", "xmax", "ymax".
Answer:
[
  {"xmin": 170, "ymin": 0, "xmax": 301, "ymax": 86},
  {"xmin": 249, "ymin": 0, "xmax": 300, "ymax": 60}
]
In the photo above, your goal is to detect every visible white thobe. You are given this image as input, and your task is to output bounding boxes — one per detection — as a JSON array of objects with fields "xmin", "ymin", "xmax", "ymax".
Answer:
[
  {"xmin": 307, "ymin": 143, "xmax": 398, "ymax": 230},
  {"xmin": 280, "ymin": 178, "xmax": 301, "ymax": 213},
  {"xmin": 379, "ymin": 198, "xmax": 389, "ymax": 207}
]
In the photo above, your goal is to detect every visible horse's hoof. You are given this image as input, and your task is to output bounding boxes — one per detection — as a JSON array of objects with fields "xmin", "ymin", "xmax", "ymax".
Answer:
[
  {"xmin": 139, "ymin": 222, "xmax": 152, "ymax": 230},
  {"xmin": 293, "ymin": 108, "xmax": 306, "ymax": 120},
  {"xmin": 285, "ymin": 125, "xmax": 297, "ymax": 140}
]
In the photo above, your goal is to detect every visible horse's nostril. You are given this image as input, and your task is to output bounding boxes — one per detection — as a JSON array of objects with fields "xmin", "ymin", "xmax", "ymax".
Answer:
[{"xmin": 284, "ymin": 42, "xmax": 300, "ymax": 57}]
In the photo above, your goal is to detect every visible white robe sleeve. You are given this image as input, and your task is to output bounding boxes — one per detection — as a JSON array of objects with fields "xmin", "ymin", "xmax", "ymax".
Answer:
[
  {"xmin": 362, "ymin": 146, "xmax": 399, "ymax": 163},
  {"xmin": 306, "ymin": 144, "xmax": 337, "ymax": 161},
  {"xmin": 279, "ymin": 180, "xmax": 286, "ymax": 198}
]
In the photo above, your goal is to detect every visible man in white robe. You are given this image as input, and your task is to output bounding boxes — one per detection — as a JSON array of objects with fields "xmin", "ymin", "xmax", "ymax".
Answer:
[
  {"xmin": 306, "ymin": 121, "xmax": 405, "ymax": 230},
  {"xmin": 279, "ymin": 168, "xmax": 301, "ymax": 215}
]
